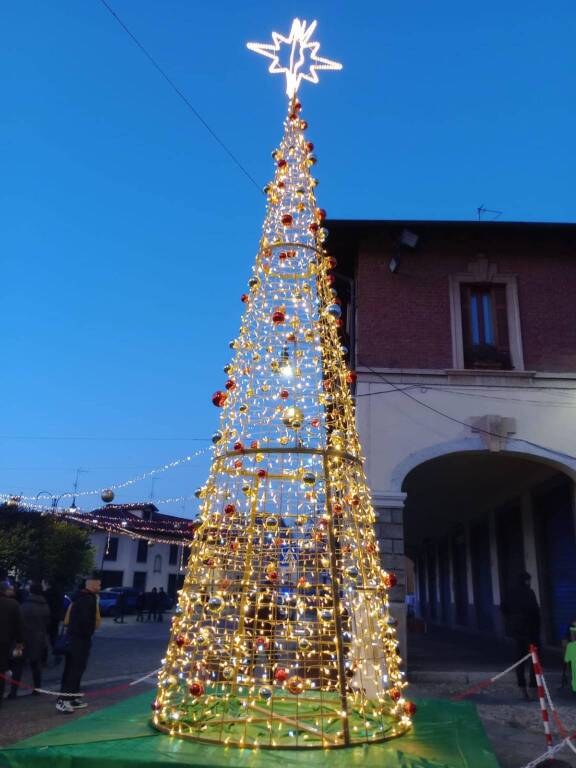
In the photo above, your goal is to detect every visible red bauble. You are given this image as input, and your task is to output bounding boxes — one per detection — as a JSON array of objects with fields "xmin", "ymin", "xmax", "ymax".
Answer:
[
  {"xmin": 225, "ymin": 379, "xmax": 236, "ymax": 390},
  {"xmin": 233, "ymin": 441, "xmax": 244, "ymax": 453},
  {"xmin": 266, "ymin": 570, "xmax": 279, "ymax": 581},
  {"xmin": 326, "ymin": 273, "xmax": 336, "ymax": 285},
  {"xmin": 404, "ymin": 701, "xmax": 417, "ymax": 716},
  {"xmin": 151, "ymin": 701, "xmax": 160, "ymax": 711},
  {"xmin": 277, "ymin": 158, "xmax": 287, "ymax": 168},
  {"xmin": 306, "ymin": 141, "xmax": 314, "ymax": 152},
  {"xmin": 279, "ymin": 251, "xmax": 288, "ymax": 260},
  {"xmin": 280, "ymin": 390, "xmax": 289, "ymax": 399},
  {"xmin": 346, "ymin": 371, "xmax": 357, "ymax": 385},
  {"xmin": 281, "ymin": 214, "xmax": 293, "ymax": 226},
  {"xmin": 311, "ymin": 418, "xmax": 320, "ymax": 428},
  {"xmin": 189, "ymin": 681, "xmax": 205, "ymax": 697},
  {"xmin": 316, "ymin": 208, "xmax": 327, "ymax": 221},
  {"xmin": 257, "ymin": 469, "xmax": 267, "ymax": 478},
  {"xmin": 272, "ymin": 309, "xmax": 286, "ymax": 324},
  {"xmin": 250, "ymin": 440, "xmax": 259, "ymax": 449},
  {"xmin": 234, "ymin": 459, "xmax": 243, "ymax": 469},
  {"xmin": 224, "ymin": 504, "xmax": 236, "ymax": 516},
  {"xmin": 274, "ymin": 668, "xmax": 288, "ymax": 682},
  {"xmin": 176, "ymin": 635, "xmax": 186, "ymax": 648},
  {"xmin": 309, "ymin": 222, "xmax": 319, "ymax": 233},
  {"xmin": 255, "ymin": 636, "xmax": 270, "ymax": 650},
  {"xmin": 286, "ymin": 250, "xmax": 296, "ymax": 258},
  {"xmin": 240, "ymin": 293, "xmax": 249, "ymax": 303},
  {"xmin": 294, "ymin": 100, "xmax": 302, "ymax": 112},
  {"xmin": 277, "ymin": 181, "xmax": 286, "ymax": 189},
  {"xmin": 327, "ymin": 256, "xmax": 338, "ymax": 269},
  {"xmin": 390, "ymin": 688, "xmax": 401, "ymax": 702},
  {"xmin": 212, "ymin": 391, "xmax": 227, "ymax": 407},
  {"xmin": 384, "ymin": 572, "xmax": 398, "ymax": 589},
  {"xmin": 286, "ymin": 332, "xmax": 296, "ymax": 342},
  {"xmin": 332, "ymin": 503, "xmax": 343, "ymax": 516},
  {"xmin": 300, "ymin": 120, "xmax": 308, "ymax": 130}
]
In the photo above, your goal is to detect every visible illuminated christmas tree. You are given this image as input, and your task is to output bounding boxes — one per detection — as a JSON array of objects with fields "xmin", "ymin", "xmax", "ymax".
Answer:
[{"xmin": 152, "ymin": 18, "xmax": 413, "ymax": 748}]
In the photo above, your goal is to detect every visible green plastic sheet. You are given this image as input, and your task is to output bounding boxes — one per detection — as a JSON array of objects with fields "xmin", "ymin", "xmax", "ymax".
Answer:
[{"xmin": 0, "ymin": 692, "xmax": 499, "ymax": 768}]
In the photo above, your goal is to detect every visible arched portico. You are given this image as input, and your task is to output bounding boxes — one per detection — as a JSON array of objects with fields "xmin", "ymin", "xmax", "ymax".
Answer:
[{"xmin": 391, "ymin": 445, "xmax": 576, "ymax": 654}]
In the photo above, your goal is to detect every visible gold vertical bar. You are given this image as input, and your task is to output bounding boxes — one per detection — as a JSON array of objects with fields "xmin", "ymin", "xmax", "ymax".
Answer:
[{"xmin": 323, "ymin": 453, "xmax": 350, "ymax": 745}]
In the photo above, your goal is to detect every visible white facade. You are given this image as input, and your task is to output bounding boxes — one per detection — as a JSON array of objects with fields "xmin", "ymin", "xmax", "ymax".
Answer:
[
  {"xmin": 90, "ymin": 532, "xmax": 187, "ymax": 594},
  {"xmin": 356, "ymin": 367, "xmax": 576, "ymax": 651}
]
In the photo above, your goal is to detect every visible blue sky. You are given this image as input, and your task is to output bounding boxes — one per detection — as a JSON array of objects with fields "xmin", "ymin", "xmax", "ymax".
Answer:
[{"xmin": 1, "ymin": 1, "xmax": 575, "ymax": 515}]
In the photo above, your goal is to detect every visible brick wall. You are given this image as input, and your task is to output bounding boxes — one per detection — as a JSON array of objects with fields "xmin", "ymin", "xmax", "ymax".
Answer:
[{"xmin": 332, "ymin": 222, "xmax": 576, "ymax": 373}]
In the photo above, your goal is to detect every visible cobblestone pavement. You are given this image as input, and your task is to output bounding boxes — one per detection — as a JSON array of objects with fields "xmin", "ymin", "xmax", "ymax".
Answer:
[{"xmin": 1, "ymin": 618, "xmax": 575, "ymax": 766}]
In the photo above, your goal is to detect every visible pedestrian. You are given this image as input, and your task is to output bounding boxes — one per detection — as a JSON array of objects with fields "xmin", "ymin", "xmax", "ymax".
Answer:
[
  {"xmin": 113, "ymin": 591, "xmax": 125, "ymax": 624},
  {"xmin": 43, "ymin": 582, "xmax": 64, "ymax": 657},
  {"xmin": 147, "ymin": 588, "xmax": 158, "ymax": 622},
  {"xmin": 135, "ymin": 591, "xmax": 145, "ymax": 623},
  {"xmin": 0, "ymin": 582, "xmax": 24, "ymax": 706},
  {"xmin": 8, "ymin": 582, "xmax": 50, "ymax": 699},
  {"xmin": 56, "ymin": 577, "xmax": 101, "ymax": 714},
  {"xmin": 156, "ymin": 588, "xmax": 166, "ymax": 623},
  {"xmin": 501, "ymin": 571, "xmax": 541, "ymax": 700}
]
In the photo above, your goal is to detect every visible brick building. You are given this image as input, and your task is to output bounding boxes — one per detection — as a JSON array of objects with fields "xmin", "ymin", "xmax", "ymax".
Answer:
[{"xmin": 327, "ymin": 219, "xmax": 576, "ymax": 656}]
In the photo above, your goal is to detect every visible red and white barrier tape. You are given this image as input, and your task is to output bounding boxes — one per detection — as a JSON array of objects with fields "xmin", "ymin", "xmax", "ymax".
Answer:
[
  {"xmin": 0, "ymin": 667, "xmax": 159, "ymax": 699},
  {"xmin": 451, "ymin": 653, "xmax": 531, "ymax": 701},
  {"xmin": 529, "ymin": 645, "xmax": 553, "ymax": 751}
]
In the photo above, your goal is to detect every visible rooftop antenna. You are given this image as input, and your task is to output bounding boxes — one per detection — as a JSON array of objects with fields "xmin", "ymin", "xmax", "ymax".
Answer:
[{"xmin": 477, "ymin": 204, "xmax": 503, "ymax": 222}]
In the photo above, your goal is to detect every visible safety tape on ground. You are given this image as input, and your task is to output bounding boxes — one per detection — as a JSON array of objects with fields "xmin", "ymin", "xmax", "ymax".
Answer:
[
  {"xmin": 451, "ymin": 653, "xmax": 532, "ymax": 701},
  {"xmin": 521, "ymin": 732, "xmax": 576, "ymax": 768},
  {"xmin": 0, "ymin": 667, "xmax": 159, "ymax": 698}
]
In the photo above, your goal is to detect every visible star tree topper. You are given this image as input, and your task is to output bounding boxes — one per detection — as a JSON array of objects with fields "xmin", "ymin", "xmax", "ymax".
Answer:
[{"xmin": 247, "ymin": 19, "xmax": 342, "ymax": 98}]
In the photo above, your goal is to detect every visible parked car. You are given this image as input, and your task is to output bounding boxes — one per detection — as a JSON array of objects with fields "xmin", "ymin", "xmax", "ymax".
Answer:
[{"xmin": 98, "ymin": 587, "xmax": 141, "ymax": 616}]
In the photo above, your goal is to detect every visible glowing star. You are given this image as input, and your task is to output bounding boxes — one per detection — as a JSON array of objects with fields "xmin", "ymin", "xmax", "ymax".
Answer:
[{"xmin": 247, "ymin": 18, "xmax": 342, "ymax": 98}]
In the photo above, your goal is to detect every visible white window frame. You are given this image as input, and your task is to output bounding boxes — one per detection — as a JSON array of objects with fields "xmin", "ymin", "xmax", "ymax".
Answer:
[{"xmin": 449, "ymin": 265, "xmax": 525, "ymax": 371}]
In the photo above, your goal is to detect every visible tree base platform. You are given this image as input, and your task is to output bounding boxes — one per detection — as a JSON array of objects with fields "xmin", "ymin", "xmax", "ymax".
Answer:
[{"xmin": 0, "ymin": 691, "xmax": 499, "ymax": 768}]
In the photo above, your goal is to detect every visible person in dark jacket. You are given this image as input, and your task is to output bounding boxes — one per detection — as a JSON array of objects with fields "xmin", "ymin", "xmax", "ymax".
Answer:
[
  {"xmin": 147, "ymin": 588, "xmax": 158, "ymax": 622},
  {"xmin": 156, "ymin": 588, "xmax": 166, "ymax": 623},
  {"xmin": 56, "ymin": 578, "xmax": 101, "ymax": 714},
  {"xmin": 43, "ymin": 582, "xmax": 64, "ymax": 654},
  {"xmin": 501, "ymin": 571, "xmax": 541, "ymax": 699},
  {"xmin": 0, "ymin": 582, "xmax": 24, "ymax": 706},
  {"xmin": 113, "ymin": 591, "xmax": 126, "ymax": 624},
  {"xmin": 9, "ymin": 582, "xmax": 50, "ymax": 698},
  {"xmin": 135, "ymin": 591, "xmax": 145, "ymax": 622}
]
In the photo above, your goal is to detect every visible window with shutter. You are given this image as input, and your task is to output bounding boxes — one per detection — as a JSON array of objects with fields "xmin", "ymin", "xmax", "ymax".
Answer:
[{"xmin": 460, "ymin": 284, "xmax": 513, "ymax": 370}]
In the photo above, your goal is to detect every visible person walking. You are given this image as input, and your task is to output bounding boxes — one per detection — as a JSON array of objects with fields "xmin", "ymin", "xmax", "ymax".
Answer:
[
  {"xmin": 0, "ymin": 582, "xmax": 24, "ymax": 706},
  {"xmin": 156, "ymin": 588, "xmax": 166, "ymax": 623},
  {"xmin": 502, "ymin": 571, "xmax": 541, "ymax": 700},
  {"xmin": 147, "ymin": 588, "xmax": 158, "ymax": 622},
  {"xmin": 8, "ymin": 582, "xmax": 50, "ymax": 699},
  {"xmin": 56, "ymin": 577, "xmax": 101, "ymax": 714},
  {"xmin": 43, "ymin": 582, "xmax": 64, "ymax": 658},
  {"xmin": 113, "ymin": 591, "xmax": 125, "ymax": 624},
  {"xmin": 135, "ymin": 591, "xmax": 145, "ymax": 622}
]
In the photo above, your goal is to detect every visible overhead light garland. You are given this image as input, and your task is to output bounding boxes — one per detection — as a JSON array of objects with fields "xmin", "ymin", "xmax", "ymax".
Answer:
[
  {"xmin": 0, "ymin": 445, "xmax": 211, "ymax": 503},
  {"xmin": 152, "ymin": 19, "xmax": 413, "ymax": 749}
]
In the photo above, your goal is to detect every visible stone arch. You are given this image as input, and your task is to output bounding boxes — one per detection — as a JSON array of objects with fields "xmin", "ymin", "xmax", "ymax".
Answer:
[{"xmin": 390, "ymin": 436, "xmax": 576, "ymax": 493}]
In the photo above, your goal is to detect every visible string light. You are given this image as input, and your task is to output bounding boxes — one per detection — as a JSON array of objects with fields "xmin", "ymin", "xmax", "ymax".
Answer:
[
  {"xmin": 0, "ymin": 446, "xmax": 210, "ymax": 503},
  {"xmin": 151, "ymin": 20, "xmax": 412, "ymax": 749}
]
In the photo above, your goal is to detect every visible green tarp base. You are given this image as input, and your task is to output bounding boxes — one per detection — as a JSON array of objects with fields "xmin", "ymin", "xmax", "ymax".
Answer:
[{"xmin": 0, "ymin": 692, "xmax": 499, "ymax": 768}]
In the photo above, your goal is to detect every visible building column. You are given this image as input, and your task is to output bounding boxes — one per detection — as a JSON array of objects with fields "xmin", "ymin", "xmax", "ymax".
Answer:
[
  {"xmin": 464, "ymin": 524, "xmax": 476, "ymax": 629},
  {"xmin": 488, "ymin": 509, "xmax": 504, "ymax": 636},
  {"xmin": 372, "ymin": 491, "xmax": 407, "ymax": 659},
  {"xmin": 521, "ymin": 491, "xmax": 541, "ymax": 603}
]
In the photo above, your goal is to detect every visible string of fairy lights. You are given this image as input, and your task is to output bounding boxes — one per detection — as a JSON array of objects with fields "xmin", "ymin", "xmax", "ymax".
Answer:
[{"xmin": 150, "ymin": 19, "xmax": 413, "ymax": 751}]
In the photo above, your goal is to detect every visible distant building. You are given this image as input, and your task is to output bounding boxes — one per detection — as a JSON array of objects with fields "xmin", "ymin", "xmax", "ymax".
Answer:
[
  {"xmin": 89, "ymin": 503, "xmax": 188, "ymax": 598},
  {"xmin": 328, "ymin": 219, "xmax": 576, "ymax": 653}
]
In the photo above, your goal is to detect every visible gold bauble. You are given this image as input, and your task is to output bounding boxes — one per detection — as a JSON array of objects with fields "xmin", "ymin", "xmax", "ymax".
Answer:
[{"xmin": 282, "ymin": 406, "xmax": 303, "ymax": 430}]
